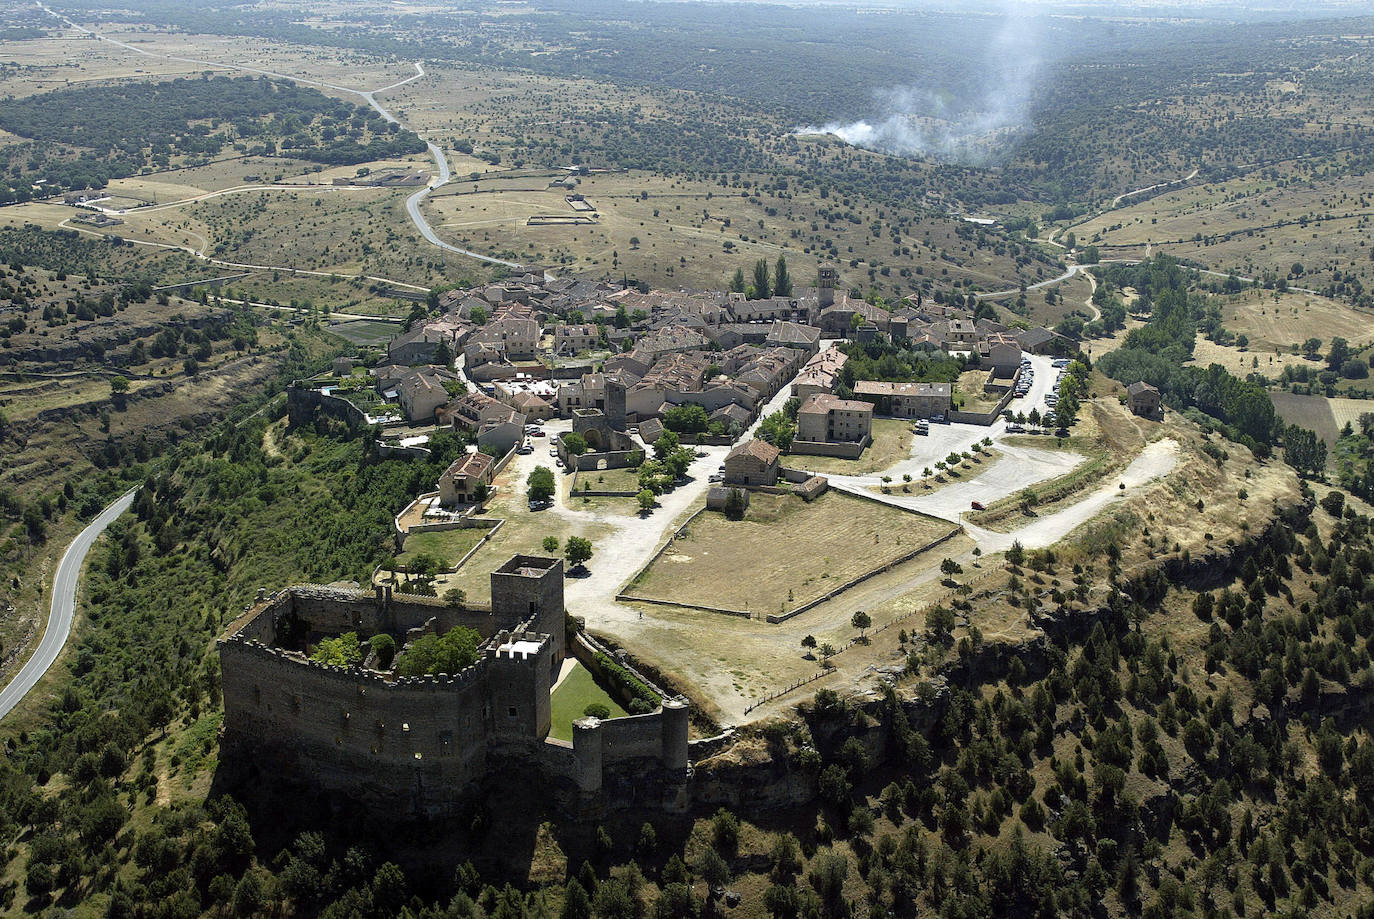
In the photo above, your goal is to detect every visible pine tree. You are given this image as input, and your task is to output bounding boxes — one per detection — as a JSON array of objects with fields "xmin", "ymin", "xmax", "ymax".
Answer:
[{"xmin": 730, "ymin": 267, "xmax": 746, "ymax": 293}]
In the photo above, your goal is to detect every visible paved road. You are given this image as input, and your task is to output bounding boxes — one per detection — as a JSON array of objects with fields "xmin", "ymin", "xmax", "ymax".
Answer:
[{"xmin": 0, "ymin": 489, "xmax": 137, "ymax": 722}]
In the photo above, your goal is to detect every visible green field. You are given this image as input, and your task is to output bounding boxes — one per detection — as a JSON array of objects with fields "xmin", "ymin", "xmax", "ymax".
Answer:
[
  {"xmin": 398, "ymin": 527, "xmax": 488, "ymax": 567},
  {"xmin": 548, "ymin": 663, "xmax": 627, "ymax": 742},
  {"xmin": 326, "ymin": 319, "xmax": 403, "ymax": 346}
]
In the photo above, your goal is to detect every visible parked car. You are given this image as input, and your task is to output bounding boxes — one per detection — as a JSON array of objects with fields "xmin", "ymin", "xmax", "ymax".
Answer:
[
  {"xmin": 549, "ymin": 448, "xmax": 558, "ymax": 456},
  {"xmin": 971, "ymin": 500, "xmax": 986, "ymax": 511},
  {"xmin": 696, "ymin": 451, "xmax": 709, "ymax": 458},
  {"xmin": 529, "ymin": 429, "xmax": 546, "ymax": 437},
  {"xmin": 515, "ymin": 445, "xmax": 534, "ymax": 455}
]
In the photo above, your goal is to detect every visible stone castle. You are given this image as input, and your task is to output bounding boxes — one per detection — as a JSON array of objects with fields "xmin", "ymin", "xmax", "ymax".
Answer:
[{"xmin": 218, "ymin": 555, "xmax": 690, "ymax": 818}]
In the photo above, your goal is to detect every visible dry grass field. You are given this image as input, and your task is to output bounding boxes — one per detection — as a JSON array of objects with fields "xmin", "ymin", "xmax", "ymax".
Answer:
[
  {"xmin": 628, "ymin": 491, "xmax": 955, "ymax": 616},
  {"xmin": 1070, "ymin": 164, "xmax": 1374, "ymax": 296},
  {"xmin": 1218, "ymin": 289, "xmax": 1374, "ymax": 351}
]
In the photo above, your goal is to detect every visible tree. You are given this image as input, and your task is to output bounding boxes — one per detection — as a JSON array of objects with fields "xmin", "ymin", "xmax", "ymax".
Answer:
[
  {"xmin": 1327, "ymin": 336, "xmax": 1352, "ymax": 370},
  {"xmin": 470, "ymin": 305, "xmax": 488, "ymax": 325},
  {"xmin": 807, "ymin": 853, "xmax": 849, "ymax": 918},
  {"xmin": 637, "ymin": 489, "xmax": 656, "ymax": 512},
  {"xmin": 561, "ymin": 880, "xmax": 592, "ymax": 919},
  {"xmin": 1303, "ymin": 337, "xmax": 1323, "ymax": 359},
  {"xmin": 1283, "ymin": 424, "xmax": 1326, "ymax": 477},
  {"xmin": 542, "ymin": 535, "xmax": 561, "ymax": 553},
  {"xmin": 565, "ymin": 536, "xmax": 594, "ymax": 569},
  {"xmin": 562, "ymin": 432, "xmax": 589, "ymax": 455},
  {"xmin": 724, "ymin": 488, "xmax": 747, "ymax": 520},
  {"xmin": 368, "ymin": 633, "xmax": 396, "ymax": 669},
  {"xmin": 432, "ymin": 339, "xmax": 453, "ymax": 367},
  {"xmin": 730, "ymin": 267, "xmax": 746, "ymax": 293},
  {"xmin": 851, "ymin": 610, "xmax": 871, "ymax": 638},
  {"xmin": 312, "ymin": 632, "xmax": 362, "ymax": 667},
  {"xmin": 110, "ymin": 375, "xmax": 129, "ymax": 395},
  {"xmin": 653, "ymin": 429, "xmax": 680, "ymax": 460},
  {"xmin": 774, "ymin": 254, "xmax": 793, "ymax": 297},
  {"xmin": 926, "ymin": 604, "xmax": 956, "ymax": 639},
  {"xmin": 527, "ymin": 466, "xmax": 555, "ymax": 503},
  {"xmin": 664, "ymin": 403, "xmax": 709, "ymax": 435},
  {"xmin": 801, "ymin": 635, "xmax": 817, "ymax": 654},
  {"xmin": 183, "ymin": 357, "xmax": 199, "ymax": 376},
  {"xmin": 751, "ymin": 258, "xmax": 771, "ymax": 300},
  {"xmin": 395, "ymin": 626, "xmax": 481, "ymax": 676}
]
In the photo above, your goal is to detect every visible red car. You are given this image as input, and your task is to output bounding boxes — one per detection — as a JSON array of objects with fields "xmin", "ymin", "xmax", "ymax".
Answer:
[{"xmin": 970, "ymin": 500, "xmax": 986, "ymax": 511}]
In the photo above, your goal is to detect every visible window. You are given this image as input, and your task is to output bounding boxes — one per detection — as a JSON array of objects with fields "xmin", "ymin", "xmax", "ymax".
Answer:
[{"xmin": 508, "ymin": 706, "xmax": 518, "ymax": 718}]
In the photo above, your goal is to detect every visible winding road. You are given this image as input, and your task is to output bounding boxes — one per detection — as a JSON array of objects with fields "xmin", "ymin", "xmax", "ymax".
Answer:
[
  {"xmin": 0, "ymin": 489, "xmax": 137, "ymax": 722},
  {"xmin": 38, "ymin": 4, "xmax": 521, "ymax": 270}
]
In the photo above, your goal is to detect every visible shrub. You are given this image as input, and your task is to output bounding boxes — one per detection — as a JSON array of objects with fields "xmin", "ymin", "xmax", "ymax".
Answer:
[
  {"xmin": 594, "ymin": 652, "xmax": 660, "ymax": 709},
  {"xmin": 368, "ymin": 633, "xmax": 396, "ymax": 669},
  {"xmin": 311, "ymin": 632, "xmax": 362, "ymax": 667}
]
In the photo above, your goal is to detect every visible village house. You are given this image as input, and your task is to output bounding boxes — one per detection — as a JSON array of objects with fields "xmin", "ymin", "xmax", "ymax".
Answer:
[
  {"xmin": 853, "ymin": 380, "xmax": 952, "ymax": 419},
  {"xmin": 443, "ymin": 392, "xmax": 528, "ymax": 455},
  {"xmin": 977, "ymin": 333, "xmax": 1024, "ymax": 377},
  {"xmin": 634, "ymin": 325, "xmax": 711, "ymax": 360},
  {"xmin": 556, "ymin": 373, "xmax": 628, "ymax": 427},
  {"xmin": 792, "ymin": 346, "xmax": 849, "ymax": 402},
  {"xmin": 945, "ymin": 318, "xmax": 979, "ymax": 349},
  {"xmin": 602, "ymin": 349, "xmax": 652, "ymax": 381},
  {"xmin": 396, "ymin": 368, "xmax": 456, "ymax": 422},
  {"xmin": 437, "ymin": 450, "xmax": 495, "ymax": 507},
  {"xmin": 626, "ymin": 352, "xmax": 711, "ymax": 419},
  {"xmin": 765, "ymin": 320, "xmax": 822, "ymax": 356},
  {"xmin": 796, "ymin": 393, "xmax": 873, "ymax": 445},
  {"xmin": 388, "ymin": 316, "xmax": 473, "ymax": 366},
  {"xmin": 818, "ymin": 299, "xmax": 890, "ymax": 336},
  {"xmin": 727, "ymin": 295, "xmax": 813, "ymax": 324},
  {"xmin": 722, "ymin": 439, "xmax": 781, "ymax": 486},
  {"xmin": 1127, "ymin": 381, "xmax": 1163, "ymax": 418},
  {"xmin": 554, "ymin": 323, "xmax": 599, "ymax": 355},
  {"xmin": 1015, "ymin": 326, "xmax": 1070, "ymax": 356},
  {"xmin": 469, "ymin": 316, "xmax": 541, "ymax": 362}
]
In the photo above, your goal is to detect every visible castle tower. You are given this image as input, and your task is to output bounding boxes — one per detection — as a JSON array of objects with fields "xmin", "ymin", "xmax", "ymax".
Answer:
[
  {"xmin": 818, "ymin": 264, "xmax": 838, "ymax": 308},
  {"xmin": 490, "ymin": 556, "xmax": 565, "ymax": 661}
]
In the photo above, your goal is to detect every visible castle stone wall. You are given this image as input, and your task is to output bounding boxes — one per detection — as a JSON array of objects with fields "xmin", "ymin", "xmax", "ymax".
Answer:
[{"xmin": 219, "ymin": 555, "xmax": 692, "ymax": 819}]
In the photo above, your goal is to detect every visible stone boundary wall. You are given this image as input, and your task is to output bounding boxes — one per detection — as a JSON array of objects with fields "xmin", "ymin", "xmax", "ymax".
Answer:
[
  {"xmin": 765, "ymin": 526, "xmax": 962, "ymax": 623},
  {"xmin": 571, "ymin": 631, "xmax": 672, "ymax": 701},
  {"xmin": 569, "ymin": 469, "xmax": 639, "ymax": 498},
  {"xmin": 616, "ymin": 594, "xmax": 753, "ymax": 619},
  {"xmin": 789, "ymin": 435, "xmax": 871, "ymax": 459},
  {"xmin": 570, "ymin": 449, "xmax": 642, "ymax": 472},
  {"xmin": 378, "ymin": 442, "xmax": 431, "ymax": 460},
  {"xmin": 949, "ymin": 385, "xmax": 1015, "ymax": 426},
  {"xmin": 615, "ymin": 506, "xmax": 706, "ymax": 599}
]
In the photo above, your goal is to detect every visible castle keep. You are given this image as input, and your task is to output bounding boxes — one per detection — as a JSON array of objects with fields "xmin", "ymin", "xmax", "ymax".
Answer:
[{"xmin": 218, "ymin": 556, "xmax": 690, "ymax": 818}]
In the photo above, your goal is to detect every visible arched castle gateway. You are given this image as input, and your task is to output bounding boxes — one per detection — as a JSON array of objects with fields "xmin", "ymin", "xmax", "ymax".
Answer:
[{"xmin": 218, "ymin": 555, "xmax": 690, "ymax": 818}]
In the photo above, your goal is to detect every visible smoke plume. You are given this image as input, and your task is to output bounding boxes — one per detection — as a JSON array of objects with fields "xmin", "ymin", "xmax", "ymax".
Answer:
[{"xmin": 796, "ymin": 4, "xmax": 1042, "ymax": 165}]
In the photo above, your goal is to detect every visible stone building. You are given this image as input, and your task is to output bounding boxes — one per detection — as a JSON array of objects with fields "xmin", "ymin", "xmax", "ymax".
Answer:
[
  {"xmin": 1127, "ymin": 381, "xmax": 1162, "ymax": 418},
  {"xmin": 723, "ymin": 439, "xmax": 781, "ymax": 486},
  {"xmin": 853, "ymin": 380, "xmax": 952, "ymax": 419},
  {"xmin": 218, "ymin": 556, "xmax": 691, "ymax": 819},
  {"xmin": 437, "ymin": 451, "xmax": 495, "ymax": 506},
  {"xmin": 796, "ymin": 393, "xmax": 873, "ymax": 444}
]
